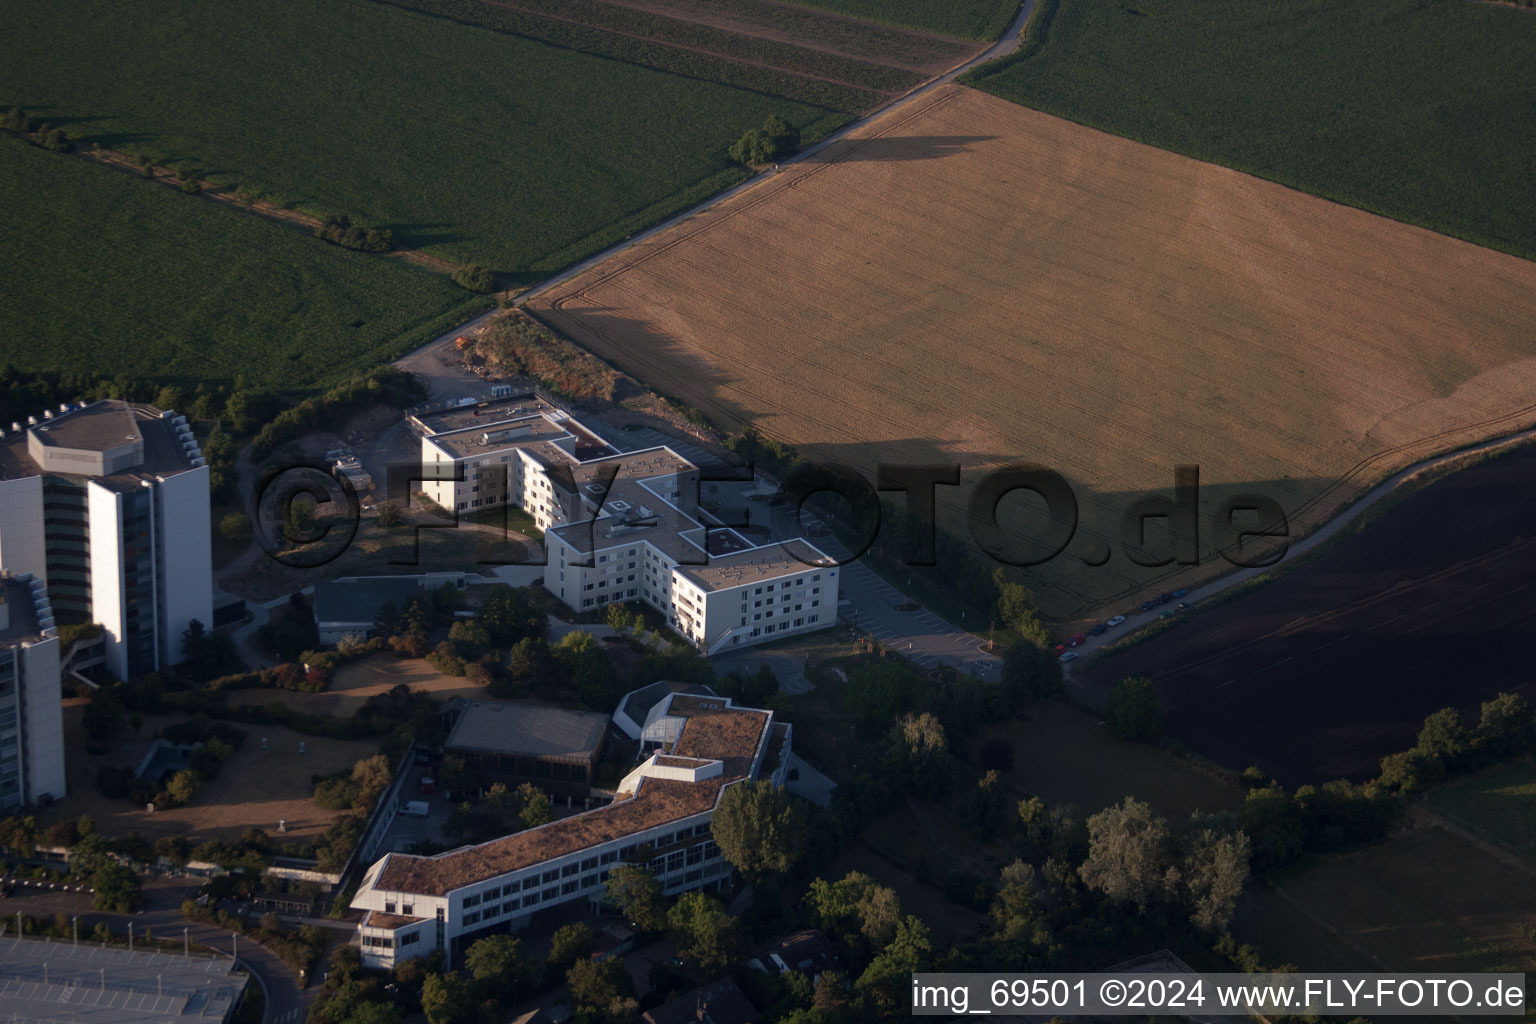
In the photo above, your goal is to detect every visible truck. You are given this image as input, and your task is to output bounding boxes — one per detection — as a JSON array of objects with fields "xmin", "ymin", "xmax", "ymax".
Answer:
[{"xmin": 399, "ymin": 800, "xmax": 430, "ymax": 817}]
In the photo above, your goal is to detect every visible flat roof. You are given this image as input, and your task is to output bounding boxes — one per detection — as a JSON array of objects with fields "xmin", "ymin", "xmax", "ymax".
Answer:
[
  {"xmin": 0, "ymin": 575, "xmax": 42, "ymax": 647},
  {"xmin": 373, "ymin": 699, "xmax": 769, "ymax": 896},
  {"xmin": 312, "ymin": 579, "xmax": 422, "ymax": 625},
  {"xmin": 674, "ymin": 538, "xmax": 837, "ymax": 590},
  {"xmin": 0, "ymin": 401, "xmax": 198, "ymax": 490},
  {"xmin": 413, "ymin": 392, "xmax": 565, "ymax": 436},
  {"xmin": 444, "ymin": 701, "xmax": 609, "ymax": 760},
  {"xmin": 0, "ymin": 936, "xmax": 247, "ymax": 1024},
  {"xmin": 620, "ymin": 681, "xmax": 716, "ymax": 729}
]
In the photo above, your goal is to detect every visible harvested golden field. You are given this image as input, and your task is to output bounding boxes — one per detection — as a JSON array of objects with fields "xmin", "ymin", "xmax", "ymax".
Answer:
[{"xmin": 531, "ymin": 85, "xmax": 1536, "ymax": 618}]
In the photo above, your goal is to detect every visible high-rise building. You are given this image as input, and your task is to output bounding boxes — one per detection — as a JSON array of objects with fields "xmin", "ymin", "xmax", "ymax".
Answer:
[
  {"xmin": 0, "ymin": 400, "xmax": 212, "ymax": 680},
  {"xmin": 0, "ymin": 571, "xmax": 64, "ymax": 812}
]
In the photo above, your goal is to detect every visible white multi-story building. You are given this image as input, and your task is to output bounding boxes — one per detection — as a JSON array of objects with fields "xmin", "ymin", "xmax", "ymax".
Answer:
[
  {"xmin": 352, "ymin": 691, "xmax": 792, "ymax": 968},
  {"xmin": 0, "ymin": 400, "xmax": 212, "ymax": 679},
  {"xmin": 0, "ymin": 571, "xmax": 65, "ymax": 812},
  {"xmin": 411, "ymin": 393, "xmax": 838, "ymax": 653}
]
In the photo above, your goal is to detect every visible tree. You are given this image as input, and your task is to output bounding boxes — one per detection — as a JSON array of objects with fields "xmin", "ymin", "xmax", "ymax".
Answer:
[
  {"xmin": 885, "ymin": 712, "xmax": 952, "ymax": 799},
  {"xmin": 479, "ymin": 586, "xmax": 546, "ymax": 646},
  {"xmin": 453, "ymin": 264, "xmax": 496, "ymax": 293},
  {"xmin": 1078, "ymin": 798, "xmax": 1175, "ymax": 911},
  {"xmin": 710, "ymin": 780, "xmax": 808, "ymax": 877},
  {"xmin": 1105, "ymin": 677, "xmax": 1162, "ymax": 741},
  {"xmin": 1181, "ymin": 824, "xmax": 1251, "ymax": 931},
  {"xmin": 553, "ymin": 629, "xmax": 619, "ymax": 709},
  {"xmin": 465, "ymin": 934, "xmax": 531, "ymax": 1002},
  {"xmin": 962, "ymin": 769, "xmax": 1008, "ymax": 837},
  {"xmin": 605, "ymin": 865, "xmax": 668, "ymax": 932},
  {"xmin": 729, "ymin": 113, "xmax": 801, "ymax": 166},
  {"xmin": 154, "ymin": 385, "xmax": 186, "ymax": 412},
  {"xmin": 420, "ymin": 973, "xmax": 475, "ymax": 1024},
  {"xmin": 999, "ymin": 639, "xmax": 1060, "ymax": 706},
  {"xmin": 517, "ymin": 782, "xmax": 552, "ymax": 828},
  {"xmin": 991, "ymin": 859, "xmax": 1040, "ymax": 939},
  {"xmin": 547, "ymin": 922, "xmax": 594, "ymax": 975},
  {"xmin": 856, "ymin": 915, "xmax": 930, "ymax": 1014},
  {"xmin": 91, "ymin": 862, "xmax": 141, "ymax": 912},
  {"xmin": 1475, "ymin": 692, "xmax": 1536, "ymax": 758},
  {"xmin": 566, "ymin": 957, "xmax": 633, "ymax": 1013},
  {"xmin": 667, "ymin": 891, "xmax": 740, "ymax": 974},
  {"xmin": 376, "ymin": 501, "xmax": 402, "ymax": 528},
  {"xmin": 218, "ymin": 511, "xmax": 252, "ymax": 542},
  {"xmin": 165, "ymin": 769, "xmax": 203, "ymax": 805},
  {"xmin": 1416, "ymin": 707, "xmax": 1469, "ymax": 764},
  {"xmin": 992, "ymin": 568, "xmax": 1050, "ymax": 647},
  {"xmin": 351, "ymin": 755, "xmax": 393, "ymax": 807}
]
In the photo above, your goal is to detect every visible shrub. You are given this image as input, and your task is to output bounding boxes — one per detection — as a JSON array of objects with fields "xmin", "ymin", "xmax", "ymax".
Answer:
[{"xmin": 452, "ymin": 264, "xmax": 495, "ymax": 293}]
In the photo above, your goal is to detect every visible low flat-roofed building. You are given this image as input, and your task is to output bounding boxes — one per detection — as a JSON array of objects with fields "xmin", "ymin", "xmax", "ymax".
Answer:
[
  {"xmin": 0, "ymin": 935, "xmax": 248, "ymax": 1024},
  {"xmin": 352, "ymin": 691, "xmax": 793, "ymax": 969},
  {"xmin": 443, "ymin": 700, "xmax": 610, "ymax": 799},
  {"xmin": 407, "ymin": 391, "xmax": 839, "ymax": 654},
  {"xmin": 312, "ymin": 578, "xmax": 424, "ymax": 645}
]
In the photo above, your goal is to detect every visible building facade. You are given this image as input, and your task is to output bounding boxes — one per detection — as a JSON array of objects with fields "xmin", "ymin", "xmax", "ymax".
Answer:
[
  {"xmin": 410, "ymin": 393, "xmax": 838, "ymax": 653},
  {"xmin": 0, "ymin": 401, "xmax": 212, "ymax": 679},
  {"xmin": 0, "ymin": 572, "xmax": 65, "ymax": 811},
  {"xmin": 352, "ymin": 692, "xmax": 792, "ymax": 968}
]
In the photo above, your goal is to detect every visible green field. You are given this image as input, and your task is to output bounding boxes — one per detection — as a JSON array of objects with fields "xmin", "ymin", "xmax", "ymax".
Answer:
[
  {"xmin": 966, "ymin": 0, "xmax": 1536, "ymax": 260},
  {"xmin": 792, "ymin": 0, "xmax": 1020, "ymax": 39},
  {"xmin": 1428, "ymin": 758, "xmax": 1536, "ymax": 859},
  {"xmin": 1, "ymin": 0, "xmax": 831, "ymax": 277},
  {"xmin": 0, "ymin": 135, "xmax": 482, "ymax": 390}
]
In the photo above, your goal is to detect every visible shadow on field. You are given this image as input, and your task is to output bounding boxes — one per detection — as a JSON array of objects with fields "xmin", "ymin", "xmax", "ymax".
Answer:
[
  {"xmin": 1081, "ymin": 442, "xmax": 1536, "ymax": 787},
  {"xmin": 381, "ymin": 221, "xmax": 466, "ymax": 249},
  {"xmin": 805, "ymin": 134, "xmax": 999, "ymax": 163}
]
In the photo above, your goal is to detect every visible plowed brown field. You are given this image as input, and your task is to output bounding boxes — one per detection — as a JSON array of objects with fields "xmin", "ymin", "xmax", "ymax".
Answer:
[{"xmin": 530, "ymin": 85, "xmax": 1536, "ymax": 618}]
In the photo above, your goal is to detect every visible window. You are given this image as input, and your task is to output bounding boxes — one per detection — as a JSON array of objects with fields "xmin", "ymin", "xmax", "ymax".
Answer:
[
  {"xmin": 600, "ymin": 851, "xmax": 618, "ymax": 865},
  {"xmin": 485, "ymin": 886, "xmax": 500, "ymax": 900},
  {"xmin": 402, "ymin": 904, "xmax": 413, "ymax": 916},
  {"xmin": 561, "ymin": 880, "xmax": 580, "ymax": 895},
  {"xmin": 463, "ymin": 911, "xmax": 481, "ymax": 925},
  {"xmin": 581, "ymin": 857, "xmax": 599, "ymax": 871},
  {"xmin": 542, "ymin": 869, "xmax": 560, "ymax": 883},
  {"xmin": 522, "ymin": 893, "xmax": 539, "ymax": 908},
  {"xmin": 462, "ymin": 893, "xmax": 481, "ymax": 908},
  {"xmin": 384, "ymin": 902, "xmax": 396, "ymax": 914},
  {"xmin": 561, "ymin": 862, "xmax": 580, "ymax": 878},
  {"xmin": 542, "ymin": 887, "xmax": 559, "ymax": 901}
]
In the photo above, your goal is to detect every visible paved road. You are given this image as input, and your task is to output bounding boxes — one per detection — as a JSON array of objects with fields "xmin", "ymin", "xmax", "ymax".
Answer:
[{"xmin": 3, "ymin": 873, "xmax": 310, "ymax": 1024}]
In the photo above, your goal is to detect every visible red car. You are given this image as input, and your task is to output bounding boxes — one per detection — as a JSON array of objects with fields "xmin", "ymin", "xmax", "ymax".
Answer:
[
  {"xmin": 1053, "ymin": 644, "xmax": 1067, "ymax": 655},
  {"xmin": 1066, "ymin": 633, "xmax": 1088, "ymax": 647}
]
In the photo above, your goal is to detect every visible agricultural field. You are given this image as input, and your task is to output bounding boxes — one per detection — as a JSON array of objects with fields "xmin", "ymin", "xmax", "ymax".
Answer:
[
  {"xmin": 0, "ymin": 135, "xmax": 482, "ymax": 391},
  {"xmin": 1427, "ymin": 757, "xmax": 1536, "ymax": 861},
  {"xmin": 1, "ymin": 0, "xmax": 835, "ymax": 277},
  {"xmin": 1236, "ymin": 825, "xmax": 1536, "ymax": 976},
  {"xmin": 791, "ymin": 0, "xmax": 1021, "ymax": 40},
  {"xmin": 966, "ymin": 0, "xmax": 1536, "ymax": 261},
  {"xmin": 530, "ymin": 84, "xmax": 1536, "ymax": 619},
  {"xmin": 1081, "ymin": 443, "xmax": 1536, "ymax": 785},
  {"xmin": 377, "ymin": 0, "xmax": 980, "ymax": 111}
]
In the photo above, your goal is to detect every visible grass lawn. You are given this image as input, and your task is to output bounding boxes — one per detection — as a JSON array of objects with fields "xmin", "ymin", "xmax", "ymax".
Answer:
[
  {"xmin": 0, "ymin": 135, "xmax": 481, "ymax": 390},
  {"xmin": 981, "ymin": 701, "xmax": 1242, "ymax": 820},
  {"xmin": 791, "ymin": 0, "xmax": 1019, "ymax": 39},
  {"xmin": 2, "ymin": 0, "xmax": 830, "ymax": 277},
  {"xmin": 1427, "ymin": 756, "xmax": 1536, "ymax": 860},
  {"xmin": 1252, "ymin": 825, "xmax": 1536, "ymax": 974},
  {"xmin": 965, "ymin": 0, "xmax": 1536, "ymax": 261}
]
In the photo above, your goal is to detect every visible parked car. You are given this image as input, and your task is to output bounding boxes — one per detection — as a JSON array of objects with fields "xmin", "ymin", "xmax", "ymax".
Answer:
[
  {"xmin": 1139, "ymin": 601, "xmax": 1156, "ymax": 613},
  {"xmin": 1176, "ymin": 601, "xmax": 1191, "ymax": 611},
  {"xmin": 1090, "ymin": 623, "xmax": 1109, "ymax": 636},
  {"xmin": 1155, "ymin": 592, "xmax": 1173, "ymax": 605},
  {"xmin": 1058, "ymin": 651, "xmax": 1078, "ymax": 664},
  {"xmin": 1107, "ymin": 614, "xmax": 1126, "ymax": 627},
  {"xmin": 1172, "ymin": 588, "xmax": 1189, "ymax": 598},
  {"xmin": 1066, "ymin": 632, "xmax": 1087, "ymax": 646}
]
